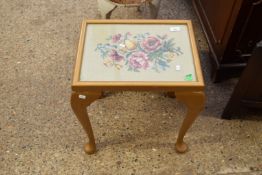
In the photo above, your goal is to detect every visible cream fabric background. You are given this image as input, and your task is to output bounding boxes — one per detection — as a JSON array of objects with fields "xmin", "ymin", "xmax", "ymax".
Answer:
[{"xmin": 80, "ymin": 24, "xmax": 197, "ymax": 82}]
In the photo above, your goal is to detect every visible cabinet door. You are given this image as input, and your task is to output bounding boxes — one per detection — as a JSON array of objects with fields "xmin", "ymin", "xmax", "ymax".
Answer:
[
  {"xmin": 199, "ymin": 0, "xmax": 241, "ymax": 45},
  {"xmin": 236, "ymin": 0, "xmax": 262, "ymax": 55},
  {"xmin": 223, "ymin": 0, "xmax": 262, "ymax": 63}
]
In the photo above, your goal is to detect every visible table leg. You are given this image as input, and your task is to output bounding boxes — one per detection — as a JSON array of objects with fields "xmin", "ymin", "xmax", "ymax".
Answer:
[
  {"xmin": 97, "ymin": 0, "xmax": 117, "ymax": 19},
  {"xmin": 71, "ymin": 91, "xmax": 102, "ymax": 154},
  {"xmin": 149, "ymin": 0, "xmax": 161, "ymax": 18},
  {"xmin": 166, "ymin": 92, "xmax": 176, "ymax": 98},
  {"xmin": 175, "ymin": 91, "xmax": 205, "ymax": 153}
]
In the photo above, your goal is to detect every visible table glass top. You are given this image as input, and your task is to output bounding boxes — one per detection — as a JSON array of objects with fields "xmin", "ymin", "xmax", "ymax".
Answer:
[{"xmin": 80, "ymin": 24, "xmax": 197, "ymax": 82}]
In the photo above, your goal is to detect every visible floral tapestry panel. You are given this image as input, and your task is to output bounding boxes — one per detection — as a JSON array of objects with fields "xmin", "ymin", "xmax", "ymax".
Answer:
[
  {"xmin": 80, "ymin": 24, "xmax": 197, "ymax": 82},
  {"xmin": 95, "ymin": 32, "xmax": 183, "ymax": 72}
]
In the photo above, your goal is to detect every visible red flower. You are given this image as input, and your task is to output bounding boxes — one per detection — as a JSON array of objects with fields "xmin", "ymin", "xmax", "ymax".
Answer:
[{"xmin": 141, "ymin": 36, "xmax": 161, "ymax": 52}]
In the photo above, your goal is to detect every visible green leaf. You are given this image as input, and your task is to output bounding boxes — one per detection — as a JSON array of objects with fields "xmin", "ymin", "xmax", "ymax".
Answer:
[
  {"xmin": 125, "ymin": 52, "xmax": 132, "ymax": 58},
  {"xmin": 152, "ymin": 66, "xmax": 160, "ymax": 73},
  {"xmin": 184, "ymin": 74, "xmax": 193, "ymax": 81},
  {"xmin": 158, "ymin": 60, "xmax": 170, "ymax": 70}
]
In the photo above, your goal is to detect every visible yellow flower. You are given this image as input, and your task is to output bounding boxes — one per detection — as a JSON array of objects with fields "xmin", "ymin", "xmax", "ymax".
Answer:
[
  {"xmin": 119, "ymin": 46, "xmax": 128, "ymax": 54},
  {"xmin": 165, "ymin": 52, "xmax": 175, "ymax": 62},
  {"xmin": 115, "ymin": 59, "xmax": 125, "ymax": 70},
  {"xmin": 115, "ymin": 64, "xmax": 123, "ymax": 70},
  {"xmin": 124, "ymin": 40, "xmax": 137, "ymax": 50},
  {"xmin": 103, "ymin": 57, "xmax": 113, "ymax": 67}
]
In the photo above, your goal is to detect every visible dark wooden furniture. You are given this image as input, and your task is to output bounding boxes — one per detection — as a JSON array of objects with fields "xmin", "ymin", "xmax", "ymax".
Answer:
[
  {"xmin": 193, "ymin": 0, "xmax": 262, "ymax": 82},
  {"xmin": 222, "ymin": 41, "xmax": 262, "ymax": 119}
]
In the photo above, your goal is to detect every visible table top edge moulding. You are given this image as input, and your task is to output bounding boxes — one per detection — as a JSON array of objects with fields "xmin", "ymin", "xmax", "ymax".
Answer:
[{"xmin": 72, "ymin": 19, "xmax": 204, "ymax": 91}]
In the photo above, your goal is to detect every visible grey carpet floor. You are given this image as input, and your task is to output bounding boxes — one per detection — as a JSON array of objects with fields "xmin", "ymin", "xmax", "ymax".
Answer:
[{"xmin": 0, "ymin": 0, "xmax": 261, "ymax": 174}]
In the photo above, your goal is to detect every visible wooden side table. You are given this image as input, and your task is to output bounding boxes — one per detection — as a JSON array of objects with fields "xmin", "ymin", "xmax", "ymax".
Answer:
[{"xmin": 71, "ymin": 20, "xmax": 205, "ymax": 154}]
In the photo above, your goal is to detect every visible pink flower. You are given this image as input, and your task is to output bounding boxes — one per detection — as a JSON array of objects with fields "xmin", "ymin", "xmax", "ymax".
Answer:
[
  {"xmin": 129, "ymin": 52, "xmax": 149, "ymax": 70},
  {"xmin": 112, "ymin": 34, "xmax": 121, "ymax": 43},
  {"xmin": 141, "ymin": 36, "xmax": 161, "ymax": 52},
  {"xmin": 109, "ymin": 49, "xmax": 124, "ymax": 61}
]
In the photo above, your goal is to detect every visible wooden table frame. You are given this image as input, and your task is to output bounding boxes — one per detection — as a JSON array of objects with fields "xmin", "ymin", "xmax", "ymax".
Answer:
[{"xmin": 71, "ymin": 19, "xmax": 205, "ymax": 154}]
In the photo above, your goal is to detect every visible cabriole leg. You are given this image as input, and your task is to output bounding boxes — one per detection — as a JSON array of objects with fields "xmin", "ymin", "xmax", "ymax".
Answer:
[
  {"xmin": 71, "ymin": 91, "xmax": 102, "ymax": 154},
  {"xmin": 175, "ymin": 91, "xmax": 205, "ymax": 153}
]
